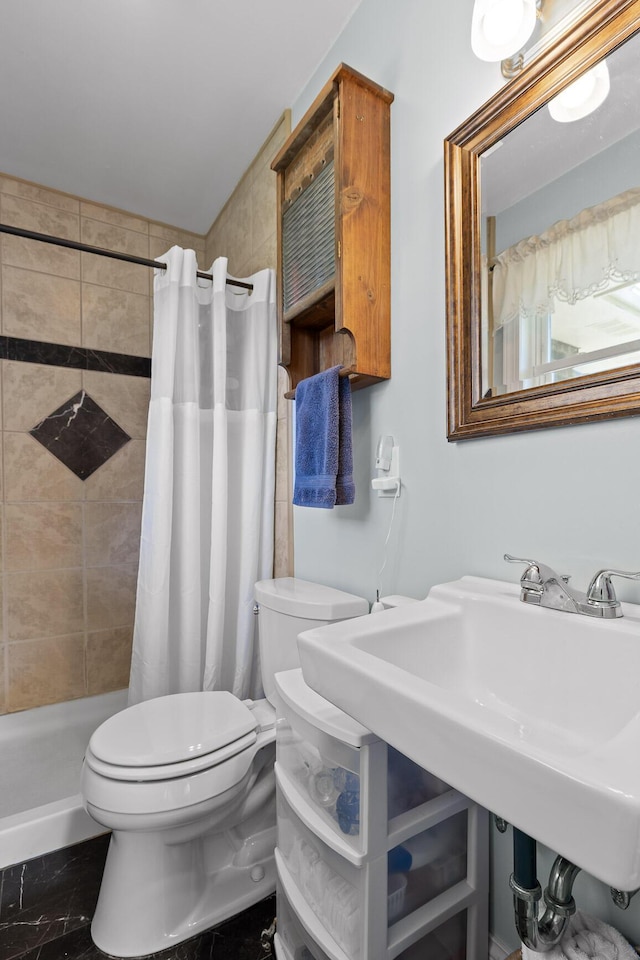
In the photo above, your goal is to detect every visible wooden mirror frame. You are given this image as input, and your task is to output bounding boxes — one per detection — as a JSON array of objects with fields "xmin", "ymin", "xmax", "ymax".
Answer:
[{"xmin": 445, "ymin": 0, "xmax": 640, "ymax": 441}]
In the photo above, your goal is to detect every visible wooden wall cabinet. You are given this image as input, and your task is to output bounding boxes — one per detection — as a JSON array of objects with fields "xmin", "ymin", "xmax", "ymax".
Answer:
[{"xmin": 271, "ymin": 64, "xmax": 393, "ymax": 396}]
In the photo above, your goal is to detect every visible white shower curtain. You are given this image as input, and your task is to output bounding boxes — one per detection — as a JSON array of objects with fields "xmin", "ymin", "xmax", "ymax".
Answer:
[{"xmin": 128, "ymin": 247, "xmax": 278, "ymax": 705}]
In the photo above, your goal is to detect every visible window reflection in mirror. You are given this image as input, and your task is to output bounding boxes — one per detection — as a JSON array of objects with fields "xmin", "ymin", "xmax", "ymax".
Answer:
[{"xmin": 480, "ymin": 31, "xmax": 640, "ymax": 398}]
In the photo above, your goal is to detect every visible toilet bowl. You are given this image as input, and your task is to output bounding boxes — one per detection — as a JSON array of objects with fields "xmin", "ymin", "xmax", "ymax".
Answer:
[{"xmin": 82, "ymin": 578, "xmax": 369, "ymax": 957}]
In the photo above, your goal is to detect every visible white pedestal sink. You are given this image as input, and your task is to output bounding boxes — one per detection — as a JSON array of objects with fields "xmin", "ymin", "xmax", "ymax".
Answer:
[{"xmin": 297, "ymin": 575, "xmax": 640, "ymax": 890}]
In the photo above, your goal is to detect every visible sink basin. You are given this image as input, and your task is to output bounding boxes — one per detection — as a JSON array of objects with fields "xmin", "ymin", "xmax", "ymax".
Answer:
[{"xmin": 297, "ymin": 576, "xmax": 640, "ymax": 890}]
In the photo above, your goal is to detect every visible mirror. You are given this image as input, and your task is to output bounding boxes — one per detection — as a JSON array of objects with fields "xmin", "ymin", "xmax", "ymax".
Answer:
[{"xmin": 445, "ymin": 0, "xmax": 640, "ymax": 439}]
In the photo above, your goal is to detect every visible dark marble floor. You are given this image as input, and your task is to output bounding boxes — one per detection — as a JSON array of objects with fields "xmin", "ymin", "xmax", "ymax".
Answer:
[{"xmin": 0, "ymin": 835, "xmax": 276, "ymax": 960}]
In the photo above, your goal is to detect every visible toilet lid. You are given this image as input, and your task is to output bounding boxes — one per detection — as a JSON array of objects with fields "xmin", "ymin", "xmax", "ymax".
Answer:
[{"xmin": 89, "ymin": 691, "xmax": 258, "ymax": 767}]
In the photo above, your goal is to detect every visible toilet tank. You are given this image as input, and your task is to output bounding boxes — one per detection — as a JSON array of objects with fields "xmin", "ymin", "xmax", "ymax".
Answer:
[{"xmin": 254, "ymin": 578, "xmax": 369, "ymax": 705}]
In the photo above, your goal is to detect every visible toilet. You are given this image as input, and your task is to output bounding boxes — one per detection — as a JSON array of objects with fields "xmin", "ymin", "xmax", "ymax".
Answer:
[{"xmin": 81, "ymin": 578, "xmax": 369, "ymax": 958}]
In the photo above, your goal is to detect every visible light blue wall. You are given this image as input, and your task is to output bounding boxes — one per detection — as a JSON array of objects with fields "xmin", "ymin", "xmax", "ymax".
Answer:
[{"xmin": 289, "ymin": 0, "xmax": 640, "ymax": 950}]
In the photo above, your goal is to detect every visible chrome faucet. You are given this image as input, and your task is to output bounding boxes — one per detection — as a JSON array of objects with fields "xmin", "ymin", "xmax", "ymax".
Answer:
[{"xmin": 504, "ymin": 554, "xmax": 640, "ymax": 619}]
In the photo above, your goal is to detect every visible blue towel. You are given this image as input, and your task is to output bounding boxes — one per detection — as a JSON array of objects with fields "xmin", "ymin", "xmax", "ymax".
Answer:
[
  {"xmin": 336, "ymin": 374, "xmax": 355, "ymax": 505},
  {"xmin": 293, "ymin": 365, "xmax": 355, "ymax": 509}
]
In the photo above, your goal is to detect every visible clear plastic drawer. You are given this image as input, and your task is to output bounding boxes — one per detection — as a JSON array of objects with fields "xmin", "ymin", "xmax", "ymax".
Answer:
[
  {"xmin": 398, "ymin": 910, "xmax": 467, "ymax": 960},
  {"xmin": 277, "ymin": 870, "xmax": 470, "ymax": 960},
  {"xmin": 277, "ymin": 791, "xmax": 365, "ymax": 958},
  {"xmin": 275, "ymin": 669, "xmax": 451, "ymax": 859},
  {"xmin": 276, "ymin": 880, "xmax": 333, "ymax": 960},
  {"xmin": 277, "ymin": 790, "xmax": 468, "ymax": 956}
]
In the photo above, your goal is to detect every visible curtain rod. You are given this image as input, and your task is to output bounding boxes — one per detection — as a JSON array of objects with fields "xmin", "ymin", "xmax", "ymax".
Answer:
[{"xmin": 0, "ymin": 223, "xmax": 254, "ymax": 291}]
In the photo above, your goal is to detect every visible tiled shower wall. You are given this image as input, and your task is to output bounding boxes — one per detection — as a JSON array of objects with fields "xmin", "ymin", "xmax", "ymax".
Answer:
[
  {"xmin": 0, "ymin": 115, "xmax": 292, "ymax": 714},
  {"xmin": 206, "ymin": 112, "xmax": 294, "ymax": 579},
  {"xmin": 0, "ymin": 177, "xmax": 204, "ymax": 715}
]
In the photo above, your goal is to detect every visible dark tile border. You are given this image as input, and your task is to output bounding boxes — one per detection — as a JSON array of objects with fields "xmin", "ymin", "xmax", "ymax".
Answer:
[{"xmin": 0, "ymin": 337, "xmax": 151, "ymax": 378}]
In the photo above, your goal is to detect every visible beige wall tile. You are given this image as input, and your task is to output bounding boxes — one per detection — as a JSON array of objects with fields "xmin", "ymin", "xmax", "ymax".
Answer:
[
  {"xmin": 7, "ymin": 635, "xmax": 85, "ymax": 711},
  {"xmin": 0, "ymin": 194, "xmax": 80, "ymax": 240},
  {"xmin": 251, "ymin": 112, "xmax": 291, "ymax": 181},
  {"xmin": 248, "ymin": 232, "xmax": 277, "ymax": 276},
  {"xmin": 82, "ymin": 370, "xmax": 150, "ymax": 439},
  {"xmin": 85, "ymin": 502, "xmax": 143, "ymax": 567},
  {"xmin": 84, "ymin": 439, "xmax": 146, "ymax": 501},
  {"xmin": 5, "ymin": 502, "xmax": 83, "ymax": 571},
  {"xmin": 80, "ymin": 202, "xmax": 149, "ymax": 235},
  {"xmin": 0, "ymin": 646, "xmax": 6, "ymax": 715},
  {"xmin": 1, "ymin": 234, "xmax": 81, "ymax": 280},
  {"xmin": 81, "ymin": 218, "xmax": 149, "ymax": 258},
  {"xmin": 2, "ymin": 265, "xmax": 81, "ymax": 344},
  {"xmin": 86, "ymin": 626, "xmax": 133, "ymax": 695},
  {"xmin": 149, "ymin": 221, "xmax": 205, "ymax": 248},
  {"xmin": 275, "ymin": 420, "xmax": 289, "ymax": 503},
  {"xmin": 0, "ymin": 177, "xmax": 79, "ymax": 214},
  {"xmin": 82, "ymin": 283, "xmax": 150, "ymax": 357},
  {"xmin": 4, "ymin": 433, "xmax": 85, "ymax": 501},
  {"xmin": 223, "ymin": 183, "xmax": 252, "ymax": 276},
  {"xmin": 232, "ymin": 258, "xmax": 252, "ymax": 281},
  {"xmin": 274, "ymin": 501, "xmax": 293, "ymax": 578},
  {"xmin": 81, "ymin": 252, "xmax": 150, "ymax": 296},
  {"xmin": 205, "ymin": 216, "xmax": 228, "ymax": 268},
  {"xmin": 278, "ymin": 365, "xmax": 292, "ymax": 419},
  {"xmin": 86, "ymin": 563, "xmax": 138, "ymax": 631},
  {"xmin": 2, "ymin": 361, "xmax": 83, "ymax": 432},
  {"xmin": 149, "ymin": 236, "xmax": 176, "ymax": 264},
  {"xmin": 6, "ymin": 568, "xmax": 84, "ymax": 641},
  {"xmin": 148, "ymin": 236, "xmax": 207, "ymax": 270},
  {"xmin": 252, "ymin": 165, "xmax": 277, "ymax": 253}
]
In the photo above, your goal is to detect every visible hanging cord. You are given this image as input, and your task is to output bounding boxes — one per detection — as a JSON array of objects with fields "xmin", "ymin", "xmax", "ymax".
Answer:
[{"xmin": 372, "ymin": 479, "xmax": 401, "ymax": 611}]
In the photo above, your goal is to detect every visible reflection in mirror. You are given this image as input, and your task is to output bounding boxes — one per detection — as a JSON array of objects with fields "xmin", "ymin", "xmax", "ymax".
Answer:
[{"xmin": 481, "ymin": 31, "xmax": 640, "ymax": 398}]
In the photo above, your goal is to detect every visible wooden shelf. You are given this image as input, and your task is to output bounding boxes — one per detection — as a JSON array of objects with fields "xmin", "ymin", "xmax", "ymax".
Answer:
[{"xmin": 272, "ymin": 64, "xmax": 393, "ymax": 394}]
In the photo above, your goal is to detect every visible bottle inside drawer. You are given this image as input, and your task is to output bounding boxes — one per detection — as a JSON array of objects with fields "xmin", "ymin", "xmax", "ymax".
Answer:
[
  {"xmin": 277, "ymin": 717, "xmax": 453, "ymax": 848},
  {"xmin": 388, "ymin": 810, "xmax": 468, "ymax": 922},
  {"xmin": 277, "ymin": 719, "xmax": 362, "ymax": 839}
]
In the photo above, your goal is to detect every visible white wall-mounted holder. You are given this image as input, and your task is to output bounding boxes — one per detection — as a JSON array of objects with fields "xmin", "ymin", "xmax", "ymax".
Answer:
[{"xmin": 372, "ymin": 443, "xmax": 401, "ymax": 498}]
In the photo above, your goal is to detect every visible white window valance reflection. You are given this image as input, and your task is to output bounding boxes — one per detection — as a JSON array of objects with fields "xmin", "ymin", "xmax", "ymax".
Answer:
[{"xmin": 491, "ymin": 186, "xmax": 640, "ymax": 329}]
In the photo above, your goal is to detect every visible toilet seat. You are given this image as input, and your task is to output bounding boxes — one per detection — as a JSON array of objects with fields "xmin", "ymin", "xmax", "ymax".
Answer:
[
  {"xmin": 86, "ymin": 691, "xmax": 260, "ymax": 783},
  {"xmin": 85, "ymin": 729, "xmax": 259, "ymax": 781}
]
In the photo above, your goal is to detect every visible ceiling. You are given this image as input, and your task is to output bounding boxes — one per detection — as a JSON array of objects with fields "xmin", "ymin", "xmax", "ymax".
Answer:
[{"xmin": 0, "ymin": 0, "xmax": 363, "ymax": 234}]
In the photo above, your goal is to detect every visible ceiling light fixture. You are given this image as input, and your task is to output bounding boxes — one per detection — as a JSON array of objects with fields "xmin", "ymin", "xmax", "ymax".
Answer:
[
  {"xmin": 471, "ymin": 0, "xmax": 538, "ymax": 62},
  {"xmin": 548, "ymin": 60, "xmax": 610, "ymax": 122}
]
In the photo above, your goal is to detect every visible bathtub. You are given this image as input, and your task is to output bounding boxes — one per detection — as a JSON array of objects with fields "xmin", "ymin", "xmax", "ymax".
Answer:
[{"xmin": 0, "ymin": 689, "xmax": 128, "ymax": 869}]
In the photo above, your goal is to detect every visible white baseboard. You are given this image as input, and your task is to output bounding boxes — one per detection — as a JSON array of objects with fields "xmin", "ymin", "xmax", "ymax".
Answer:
[{"xmin": 490, "ymin": 933, "xmax": 516, "ymax": 960}]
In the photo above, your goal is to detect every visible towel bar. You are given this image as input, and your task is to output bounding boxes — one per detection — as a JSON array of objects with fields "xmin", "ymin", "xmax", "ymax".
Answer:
[{"xmin": 284, "ymin": 367, "xmax": 356, "ymax": 401}]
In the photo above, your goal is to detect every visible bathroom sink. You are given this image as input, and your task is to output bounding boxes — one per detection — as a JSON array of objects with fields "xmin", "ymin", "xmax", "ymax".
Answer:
[{"xmin": 297, "ymin": 575, "xmax": 640, "ymax": 890}]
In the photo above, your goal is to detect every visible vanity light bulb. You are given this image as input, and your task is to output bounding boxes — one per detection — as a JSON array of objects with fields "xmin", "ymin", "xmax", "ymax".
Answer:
[
  {"xmin": 548, "ymin": 61, "xmax": 610, "ymax": 123},
  {"xmin": 471, "ymin": 0, "xmax": 537, "ymax": 62},
  {"xmin": 558, "ymin": 71, "xmax": 597, "ymax": 108},
  {"xmin": 482, "ymin": 0, "xmax": 525, "ymax": 46}
]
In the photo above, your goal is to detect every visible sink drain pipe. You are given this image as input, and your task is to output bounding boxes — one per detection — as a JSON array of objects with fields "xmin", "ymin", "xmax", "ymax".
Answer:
[{"xmin": 510, "ymin": 828, "xmax": 581, "ymax": 952}]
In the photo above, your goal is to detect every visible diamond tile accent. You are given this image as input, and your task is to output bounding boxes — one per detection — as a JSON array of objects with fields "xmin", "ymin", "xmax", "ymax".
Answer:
[{"xmin": 30, "ymin": 390, "xmax": 131, "ymax": 479}]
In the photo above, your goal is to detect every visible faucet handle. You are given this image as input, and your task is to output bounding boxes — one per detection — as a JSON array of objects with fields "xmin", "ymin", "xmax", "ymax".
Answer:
[
  {"xmin": 504, "ymin": 554, "xmax": 570, "ymax": 589},
  {"xmin": 587, "ymin": 569, "xmax": 640, "ymax": 606},
  {"xmin": 504, "ymin": 554, "xmax": 538, "ymax": 567},
  {"xmin": 504, "ymin": 554, "xmax": 543, "ymax": 585}
]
